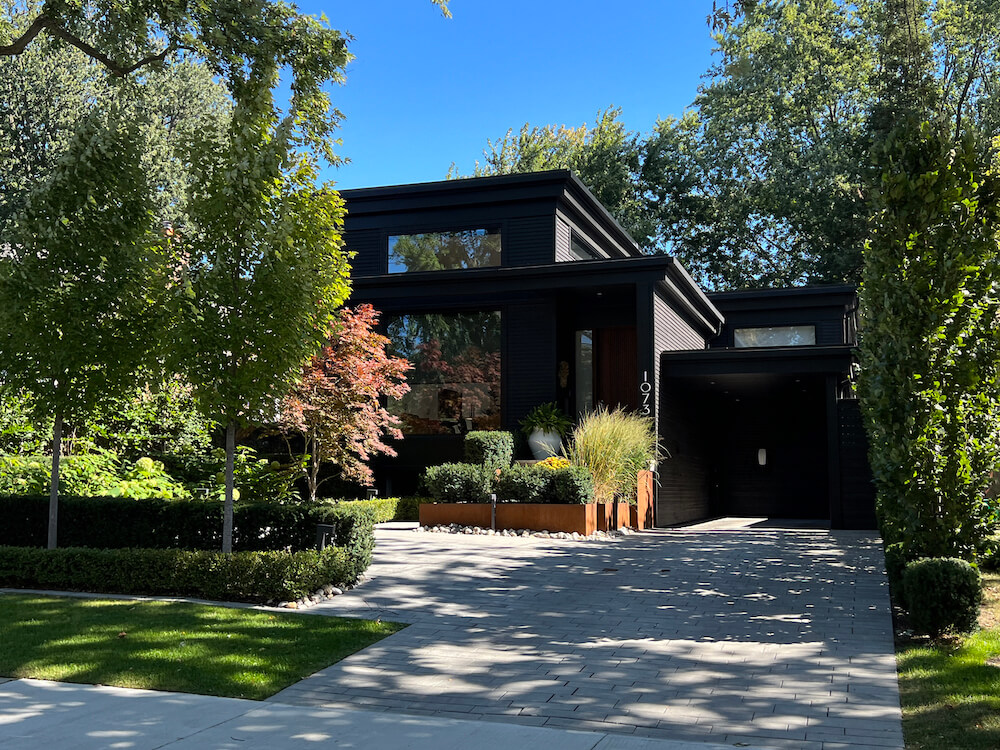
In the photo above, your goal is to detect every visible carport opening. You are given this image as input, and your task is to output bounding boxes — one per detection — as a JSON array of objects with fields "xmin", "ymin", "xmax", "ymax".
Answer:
[{"xmin": 659, "ymin": 372, "xmax": 830, "ymax": 525}]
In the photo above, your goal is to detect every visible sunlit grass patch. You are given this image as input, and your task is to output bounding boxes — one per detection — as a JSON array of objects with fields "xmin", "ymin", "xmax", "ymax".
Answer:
[
  {"xmin": 897, "ymin": 573, "xmax": 1000, "ymax": 750},
  {"xmin": 0, "ymin": 593, "xmax": 403, "ymax": 700}
]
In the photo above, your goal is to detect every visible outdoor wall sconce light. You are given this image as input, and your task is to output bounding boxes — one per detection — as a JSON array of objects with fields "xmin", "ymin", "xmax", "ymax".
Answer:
[{"xmin": 757, "ymin": 448, "xmax": 767, "ymax": 467}]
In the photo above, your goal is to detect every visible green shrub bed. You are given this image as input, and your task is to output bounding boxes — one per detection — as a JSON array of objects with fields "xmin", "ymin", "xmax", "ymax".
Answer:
[
  {"xmin": 0, "ymin": 545, "xmax": 355, "ymax": 604},
  {"xmin": 422, "ymin": 463, "xmax": 594, "ymax": 504},
  {"xmin": 337, "ymin": 496, "xmax": 421, "ymax": 523},
  {"xmin": 464, "ymin": 431, "xmax": 514, "ymax": 472},
  {"xmin": 0, "ymin": 495, "xmax": 376, "ymax": 568}
]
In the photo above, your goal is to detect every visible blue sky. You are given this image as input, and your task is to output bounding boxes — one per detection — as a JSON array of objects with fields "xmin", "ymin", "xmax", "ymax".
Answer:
[{"xmin": 295, "ymin": 1, "xmax": 719, "ymax": 190}]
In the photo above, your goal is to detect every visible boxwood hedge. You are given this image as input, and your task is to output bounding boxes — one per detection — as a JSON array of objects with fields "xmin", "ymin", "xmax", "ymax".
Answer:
[
  {"xmin": 0, "ymin": 495, "xmax": 376, "ymax": 562},
  {"xmin": 0, "ymin": 545, "xmax": 354, "ymax": 603}
]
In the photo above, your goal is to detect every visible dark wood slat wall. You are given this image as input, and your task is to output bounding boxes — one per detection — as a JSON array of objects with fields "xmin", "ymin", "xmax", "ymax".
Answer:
[
  {"xmin": 504, "ymin": 301, "xmax": 558, "ymax": 430},
  {"xmin": 714, "ymin": 388, "xmax": 828, "ymax": 518},
  {"xmin": 837, "ymin": 399, "xmax": 878, "ymax": 529}
]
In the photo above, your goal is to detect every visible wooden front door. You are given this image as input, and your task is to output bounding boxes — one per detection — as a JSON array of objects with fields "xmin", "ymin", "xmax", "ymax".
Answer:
[{"xmin": 595, "ymin": 326, "xmax": 638, "ymax": 411}]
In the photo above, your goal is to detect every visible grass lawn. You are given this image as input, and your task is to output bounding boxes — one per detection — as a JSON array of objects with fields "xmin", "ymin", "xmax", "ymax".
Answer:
[
  {"xmin": 896, "ymin": 573, "xmax": 1000, "ymax": 750},
  {"xmin": 0, "ymin": 593, "xmax": 404, "ymax": 700}
]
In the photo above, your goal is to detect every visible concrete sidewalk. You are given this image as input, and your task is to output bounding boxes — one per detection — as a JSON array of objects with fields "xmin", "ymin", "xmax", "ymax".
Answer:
[{"xmin": 0, "ymin": 678, "xmax": 745, "ymax": 750}]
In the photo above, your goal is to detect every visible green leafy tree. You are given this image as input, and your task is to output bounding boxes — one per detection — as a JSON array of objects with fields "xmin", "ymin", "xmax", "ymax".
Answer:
[
  {"xmin": 0, "ymin": 2, "xmax": 232, "ymax": 237},
  {"xmin": 454, "ymin": 107, "xmax": 653, "ymax": 245},
  {"xmin": 0, "ymin": 99, "xmax": 169, "ymax": 548},
  {"xmin": 459, "ymin": 1, "xmax": 1000, "ymax": 289},
  {"xmin": 858, "ymin": 0, "xmax": 1000, "ymax": 562},
  {"xmin": 171, "ymin": 97, "xmax": 352, "ymax": 552}
]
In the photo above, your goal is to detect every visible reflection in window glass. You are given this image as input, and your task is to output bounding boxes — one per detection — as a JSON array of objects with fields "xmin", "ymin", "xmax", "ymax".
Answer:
[
  {"xmin": 576, "ymin": 330, "xmax": 594, "ymax": 416},
  {"xmin": 733, "ymin": 325, "xmax": 816, "ymax": 348},
  {"xmin": 388, "ymin": 228, "xmax": 501, "ymax": 273},
  {"xmin": 387, "ymin": 311, "xmax": 502, "ymax": 434},
  {"xmin": 569, "ymin": 235, "xmax": 601, "ymax": 261}
]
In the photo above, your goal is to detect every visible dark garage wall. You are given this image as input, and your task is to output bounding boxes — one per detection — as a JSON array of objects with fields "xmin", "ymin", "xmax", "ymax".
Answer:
[
  {"xmin": 657, "ymin": 379, "xmax": 712, "ymax": 525},
  {"xmin": 652, "ymin": 289, "xmax": 711, "ymax": 526}
]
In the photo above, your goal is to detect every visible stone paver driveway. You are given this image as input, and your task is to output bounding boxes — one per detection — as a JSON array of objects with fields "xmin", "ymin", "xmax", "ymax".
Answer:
[{"xmin": 271, "ymin": 526, "xmax": 902, "ymax": 750}]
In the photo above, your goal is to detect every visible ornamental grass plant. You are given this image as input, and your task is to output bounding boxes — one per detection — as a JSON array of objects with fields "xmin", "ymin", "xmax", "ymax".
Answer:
[{"xmin": 564, "ymin": 407, "xmax": 658, "ymax": 504}]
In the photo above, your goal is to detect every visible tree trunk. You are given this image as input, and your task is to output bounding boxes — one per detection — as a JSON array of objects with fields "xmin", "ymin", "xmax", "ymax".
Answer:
[
  {"xmin": 308, "ymin": 434, "xmax": 320, "ymax": 503},
  {"xmin": 222, "ymin": 419, "xmax": 236, "ymax": 553},
  {"xmin": 47, "ymin": 413, "xmax": 63, "ymax": 550}
]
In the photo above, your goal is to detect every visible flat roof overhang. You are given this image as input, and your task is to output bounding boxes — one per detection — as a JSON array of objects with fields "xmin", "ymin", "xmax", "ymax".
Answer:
[
  {"xmin": 342, "ymin": 169, "xmax": 641, "ymax": 256},
  {"xmin": 662, "ymin": 345, "xmax": 856, "ymax": 377},
  {"xmin": 352, "ymin": 255, "xmax": 724, "ymax": 339}
]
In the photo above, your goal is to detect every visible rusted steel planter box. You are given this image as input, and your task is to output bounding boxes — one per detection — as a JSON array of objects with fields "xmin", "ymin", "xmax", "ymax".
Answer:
[
  {"xmin": 596, "ymin": 501, "xmax": 631, "ymax": 531},
  {"xmin": 630, "ymin": 470, "xmax": 655, "ymax": 530},
  {"xmin": 498, "ymin": 503, "xmax": 596, "ymax": 535},
  {"xmin": 419, "ymin": 503, "xmax": 597, "ymax": 535}
]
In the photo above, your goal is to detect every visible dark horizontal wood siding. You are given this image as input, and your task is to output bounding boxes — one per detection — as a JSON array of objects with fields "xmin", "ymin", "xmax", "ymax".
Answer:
[
  {"xmin": 653, "ymin": 289, "xmax": 710, "ymax": 526},
  {"xmin": 345, "ymin": 228, "xmax": 383, "ymax": 278},
  {"xmin": 657, "ymin": 379, "xmax": 711, "ymax": 525},
  {"xmin": 709, "ymin": 287, "xmax": 858, "ymax": 348},
  {"xmin": 506, "ymin": 215, "xmax": 556, "ymax": 266},
  {"xmin": 504, "ymin": 300, "xmax": 558, "ymax": 430}
]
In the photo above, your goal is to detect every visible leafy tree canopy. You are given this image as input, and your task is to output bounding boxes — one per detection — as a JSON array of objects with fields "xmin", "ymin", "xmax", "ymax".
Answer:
[{"xmin": 457, "ymin": 0, "xmax": 1000, "ymax": 290}]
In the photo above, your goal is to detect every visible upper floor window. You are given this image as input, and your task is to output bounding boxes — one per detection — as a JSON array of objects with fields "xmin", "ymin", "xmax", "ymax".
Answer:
[
  {"xmin": 569, "ymin": 234, "xmax": 601, "ymax": 261},
  {"xmin": 388, "ymin": 227, "xmax": 501, "ymax": 273},
  {"xmin": 734, "ymin": 325, "xmax": 816, "ymax": 348}
]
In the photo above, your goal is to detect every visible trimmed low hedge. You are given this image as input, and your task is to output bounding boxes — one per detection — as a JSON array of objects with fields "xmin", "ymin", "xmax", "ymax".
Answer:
[
  {"xmin": 464, "ymin": 431, "xmax": 514, "ymax": 472},
  {"xmin": 903, "ymin": 557, "xmax": 982, "ymax": 636},
  {"xmin": 337, "ymin": 497, "xmax": 421, "ymax": 523},
  {"xmin": 552, "ymin": 466, "xmax": 595, "ymax": 504},
  {"xmin": 422, "ymin": 463, "xmax": 493, "ymax": 503},
  {"xmin": 0, "ymin": 496, "xmax": 376, "ymax": 567},
  {"xmin": 0, "ymin": 545, "xmax": 354, "ymax": 604},
  {"xmin": 495, "ymin": 464, "xmax": 550, "ymax": 503},
  {"xmin": 425, "ymin": 463, "xmax": 594, "ymax": 504}
]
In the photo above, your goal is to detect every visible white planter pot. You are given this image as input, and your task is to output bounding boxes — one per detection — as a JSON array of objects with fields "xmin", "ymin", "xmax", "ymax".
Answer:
[{"xmin": 528, "ymin": 429, "xmax": 562, "ymax": 460}]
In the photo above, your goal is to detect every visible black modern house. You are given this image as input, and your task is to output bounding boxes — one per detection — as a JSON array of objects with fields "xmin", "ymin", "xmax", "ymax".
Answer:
[{"xmin": 342, "ymin": 170, "xmax": 876, "ymax": 529}]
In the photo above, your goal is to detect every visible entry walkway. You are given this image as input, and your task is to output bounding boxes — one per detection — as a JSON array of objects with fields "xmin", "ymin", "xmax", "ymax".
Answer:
[{"xmin": 272, "ymin": 526, "xmax": 903, "ymax": 749}]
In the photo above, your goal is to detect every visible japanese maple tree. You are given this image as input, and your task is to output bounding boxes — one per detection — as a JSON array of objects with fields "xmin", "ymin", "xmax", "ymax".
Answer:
[{"xmin": 280, "ymin": 305, "xmax": 411, "ymax": 502}]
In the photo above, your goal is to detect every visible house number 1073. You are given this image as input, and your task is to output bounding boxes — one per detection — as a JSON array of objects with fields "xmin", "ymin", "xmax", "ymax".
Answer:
[{"xmin": 640, "ymin": 370, "xmax": 652, "ymax": 417}]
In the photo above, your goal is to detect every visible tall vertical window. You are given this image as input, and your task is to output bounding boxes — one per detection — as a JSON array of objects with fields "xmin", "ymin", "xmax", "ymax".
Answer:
[
  {"xmin": 387, "ymin": 311, "xmax": 502, "ymax": 434},
  {"xmin": 575, "ymin": 330, "xmax": 594, "ymax": 416},
  {"xmin": 388, "ymin": 228, "xmax": 501, "ymax": 273}
]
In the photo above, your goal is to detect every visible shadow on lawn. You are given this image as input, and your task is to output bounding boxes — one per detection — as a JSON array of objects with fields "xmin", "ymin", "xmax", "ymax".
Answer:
[{"xmin": 0, "ymin": 595, "xmax": 403, "ymax": 700}]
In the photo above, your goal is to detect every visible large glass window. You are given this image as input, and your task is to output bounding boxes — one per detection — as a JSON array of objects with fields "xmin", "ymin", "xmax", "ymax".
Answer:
[
  {"xmin": 734, "ymin": 325, "xmax": 816, "ymax": 348},
  {"xmin": 388, "ymin": 228, "xmax": 501, "ymax": 273},
  {"xmin": 387, "ymin": 311, "xmax": 502, "ymax": 434}
]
